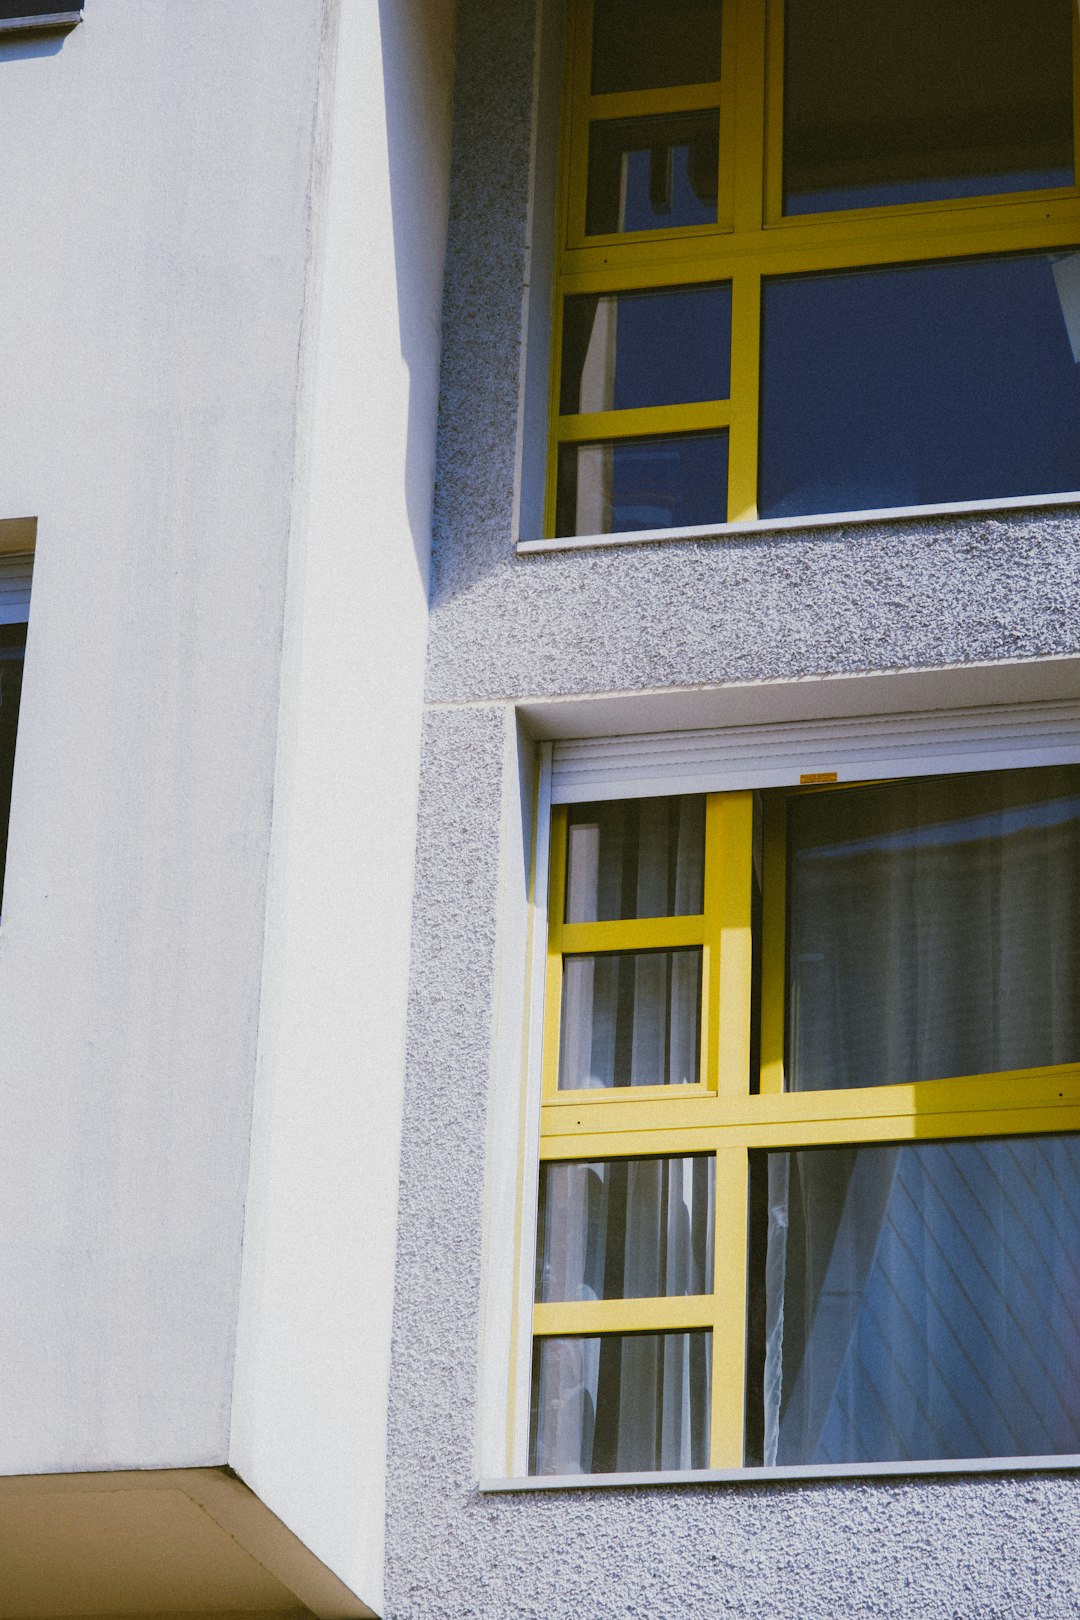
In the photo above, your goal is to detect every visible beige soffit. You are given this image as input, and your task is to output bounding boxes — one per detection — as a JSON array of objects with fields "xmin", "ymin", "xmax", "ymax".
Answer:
[{"xmin": 0, "ymin": 1467, "xmax": 375, "ymax": 1620}]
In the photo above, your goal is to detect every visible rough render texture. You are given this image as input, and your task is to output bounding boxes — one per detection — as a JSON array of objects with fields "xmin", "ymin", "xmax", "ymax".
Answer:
[{"xmin": 385, "ymin": 0, "xmax": 1080, "ymax": 1612}]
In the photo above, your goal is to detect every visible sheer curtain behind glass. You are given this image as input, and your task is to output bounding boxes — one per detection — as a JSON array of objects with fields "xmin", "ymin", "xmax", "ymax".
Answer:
[
  {"xmin": 756, "ymin": 1136, "xmax": 1080, "ymax": 1466},
  {"xmin": 560, "ymin": 797, "xmax": 705, "ymax": 1089},
  {"xmin": 787, "ymin": 767, "xmax": 1080, "ymax": 1090},
  {"xmin": 532, "ymin": 1155, "xmax": 714, "ymax": 1474}
]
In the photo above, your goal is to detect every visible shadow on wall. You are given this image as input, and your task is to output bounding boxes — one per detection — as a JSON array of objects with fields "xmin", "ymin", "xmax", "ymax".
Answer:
[
  {"xmin": 377, "ymin": 0, "xmax": 458, "ymax": 595},
  {"xmin": 0, "ymin": 38, "xmax": 64, "ymax": 60}
]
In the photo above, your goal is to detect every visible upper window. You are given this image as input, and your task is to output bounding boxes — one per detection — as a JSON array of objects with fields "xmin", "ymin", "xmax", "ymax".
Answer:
[
  {"xmin": 530, "ymin": 765, "xmax": 1080, "ymax": 1475},
  {"xmin": 547, "ymin": 0, "xmax": 1080, "ymax": 536}
]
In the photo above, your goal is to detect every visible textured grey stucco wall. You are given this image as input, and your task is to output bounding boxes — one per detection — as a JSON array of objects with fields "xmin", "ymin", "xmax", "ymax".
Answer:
[{"xmin": 385, "ymin": 0, "xmax": 1080, "ymax": 1612}]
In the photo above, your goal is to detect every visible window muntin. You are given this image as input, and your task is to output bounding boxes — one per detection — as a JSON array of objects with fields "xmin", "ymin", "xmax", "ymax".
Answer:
[
  {"xmin": 548, "ymin": 0, "xmax": 1080, "ymax": 536},
  {"xmin": 531, "ymin": 766, "xmax": 1080, "ymax": 1475}
]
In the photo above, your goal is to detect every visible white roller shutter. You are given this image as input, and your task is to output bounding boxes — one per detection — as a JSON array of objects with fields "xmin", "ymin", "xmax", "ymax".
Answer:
[{"xmin": 550, "ymin": 700, "xmax": 1080, "ymax": 803}]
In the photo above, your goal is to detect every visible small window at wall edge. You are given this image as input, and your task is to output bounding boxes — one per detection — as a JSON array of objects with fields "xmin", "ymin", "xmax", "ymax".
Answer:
[
  {"xmin": 523, "ymin": 0, "xmax": 1080, "ymax": 547},
  {"xmin": 0, "ymin": 529, "xmax": 35, "ymax": 919},
  {"xmin": 0, "ymin": 2, "xmax": 83, "ymax": 33}
]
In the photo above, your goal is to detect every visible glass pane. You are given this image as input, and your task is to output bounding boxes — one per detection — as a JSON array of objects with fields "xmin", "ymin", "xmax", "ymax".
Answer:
[
  {"xmin": 561, "ymin": 286, "xmax": 731, "ymax": 414},
  {"xmin": 785, "ymin": 767, "xmax": 1080, "ymax": 1092},
  {"xmin": 559, "ymin": 949, "xmax": 701, "ymax": 1089},
  {"xmin": 783, "ymin": 0, "xmax": 1074, "ymax": 215},
  {"xmin": 591, "ymin": 0, "xmax": 722, "ymax": 94},
  {"xmin": 759, "ymin": 252, "xmax": 1080, "ymax": 520},
  {"xmin": 536, "ymin": 1156, "xmax": 715, "ymax": 1301},
  {"xmin": 556, "ymin": 432, "xmax": 728, "ymax": 536},
  {"xmin": 586, "ymin": 112, "xmax": 719, "ymax": 235},
  {"xmin": 0, "ymin": 624, "xmax": 24, "ymax": 913},
  {"xmin": 749, "ymin": 1136, "xmax": 1080, "ymax": 1467},
  {"xmin": 531, "ymin": 1331, "xmax": 711, "ymax": 1474},
  {"xmin": 565, "ymin": 796, "xmax": 705, "ymax": 922}
]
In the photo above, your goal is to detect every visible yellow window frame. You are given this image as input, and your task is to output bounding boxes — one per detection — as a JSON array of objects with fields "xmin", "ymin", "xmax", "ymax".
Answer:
[
  {"xmin": 546, "ymin": 0, "xmax": 1080, "ymax": 535},
  {"xmin": 531, "ymin": 781, "xmax": 1080, "ymax": 1474}
]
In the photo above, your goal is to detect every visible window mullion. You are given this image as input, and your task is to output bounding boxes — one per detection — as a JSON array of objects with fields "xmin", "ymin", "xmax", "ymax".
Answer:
[
  {"xmin": 758, "ymin": 790, "xmax": 786, "ymax": 1095},
  {"xmin": 726, "ymin": 267, "xmax": 761, "ymax": 522},
  {"xmin": 730, "ymin": 0, "xmax": 768, "ymax": 234},
  {"xmin": 711, "ymin": 1143, "xmax": 750, "ymax": 1467},
  {"xmin": 761, "ymin": 0, "xmax": 785, "ymax": 226},
  {"xmin": 705, "ymin": 791, "xmax": 755, "ymax": 1096},
  {"xmin": 540, "ymin": 806, "xmax": 569, "ymax": 1100}
]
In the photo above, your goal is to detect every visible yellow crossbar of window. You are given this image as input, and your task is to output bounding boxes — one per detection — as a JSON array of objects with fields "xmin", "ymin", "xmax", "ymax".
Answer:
[
  {"xmin": 586, "ymin": 83, "xmax": 723, "ymax": 121},
  {"xmin": 555, "ymin": 402, "xmax": 731, "ymax": 444},
  {"xmin": 557, "ymin": 915, "xmax": 705, "ymax": 953},
  {"xmin": 533, "ymin": 1295, "xmax": 715, "ymax": 1337}
]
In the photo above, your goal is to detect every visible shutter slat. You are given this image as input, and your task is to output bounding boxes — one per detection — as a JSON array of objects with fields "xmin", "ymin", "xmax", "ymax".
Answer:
[{"xmin": 550, "ymin": 701, "xmax": 1080, "ymax": 803}]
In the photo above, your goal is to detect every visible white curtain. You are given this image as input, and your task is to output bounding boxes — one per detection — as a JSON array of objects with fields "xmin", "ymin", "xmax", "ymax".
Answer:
[
  {"xmin": 532, "ymin": 1331, "xmax": 711, "ymax": 1474},
  {"xmin": 786, "ymin": 767, "xmax": 1080, "ymax": 1090},
  {"xmin": 762, "ymin": 1136, "xmax": 1080, "ymax": 1466},
  {"xmin": 560, "ymin": 796, "xmax": 705, "ymax": 1089},
  {"xmin": 532, "ymin": 1155, "xmax": 715, "ymax": 1475},
  {"xmin": 760, "ymin": 767, "xmax": 1080, "ymax": 1464}
]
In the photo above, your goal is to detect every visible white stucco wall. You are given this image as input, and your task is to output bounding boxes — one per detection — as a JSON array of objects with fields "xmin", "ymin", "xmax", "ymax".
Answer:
[
  {"xmin": 228, "ymin": 0, "xmax": 457, "ymax": 1609},
  {"xmin": 0, "ymin": 0, "xmax": 325, "ymax": 1471}
]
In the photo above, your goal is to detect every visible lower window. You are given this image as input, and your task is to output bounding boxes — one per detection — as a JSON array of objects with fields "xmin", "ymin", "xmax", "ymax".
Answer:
[{"xmin": 529, "ymin": 764, "xmax": 1080, "ymax": 1473}]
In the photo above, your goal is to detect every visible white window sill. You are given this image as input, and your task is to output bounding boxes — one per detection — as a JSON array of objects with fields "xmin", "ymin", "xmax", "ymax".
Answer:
[
  {"xmin": 479, "ymin": 1452, "xmax": 1080, "ymax": 1491},
  {"xmin": 515, "ymin": 489, "xmax": 1080, "ymax": 555}
]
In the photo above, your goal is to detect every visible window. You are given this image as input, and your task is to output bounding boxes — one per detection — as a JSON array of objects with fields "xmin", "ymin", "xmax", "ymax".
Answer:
[
  {"xmin": 530, "ymin": 765, "xmax": 1080, "ymax": 1474},
  {"xmin": 0, "ymin": 553, "xmax": 32, "ymax": 914},
  {"xmin": 547, "ymin": 0, "xmax": 1080, "ymax": 537},
  {"xmin": 0, "ymin": 3, "xmax": 82, "ymax": 31}
]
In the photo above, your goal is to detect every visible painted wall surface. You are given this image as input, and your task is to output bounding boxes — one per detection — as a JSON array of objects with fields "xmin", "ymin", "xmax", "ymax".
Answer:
[
  {"xmin": 384, "ymin": 0, "xmax": 1080, "ymax": 1613},
  {"xmin": 229, "ymin": 0, "xmax": 457, "ymax": 1610},
  {"xmin": 0, "ymin": 0, "xmax": 325, "ymax": 1473}
]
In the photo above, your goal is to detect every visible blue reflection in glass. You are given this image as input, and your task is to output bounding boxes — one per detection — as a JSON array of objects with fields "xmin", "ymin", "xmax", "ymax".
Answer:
[
  {"xmin": 786, "ymin": 169, "xmax": 1073, "ymax": 217},
  {"xmin": 561, "ymin": 286, "xmax": 732, "ymax": 414},
  {"xmin": 557, "ymin": 433, "xmax": 728, "ymax": 535},
  {"xmin": 586, "ymin": 113, "xmax": 719, "ymax": 235},
  {"xmin": 759, "ymin": 252, "xmax": 1080, "ymax": 520},
  {"xmin": 756, "ymin": 1135, "xmax": 1080, "ymax": 1466}
]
